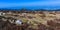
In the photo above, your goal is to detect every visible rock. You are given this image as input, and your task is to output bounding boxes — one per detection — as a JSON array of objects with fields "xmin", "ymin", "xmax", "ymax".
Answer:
[{"xmin": 15, "ymin": 20, "xmax": 22, "ymax": 25}]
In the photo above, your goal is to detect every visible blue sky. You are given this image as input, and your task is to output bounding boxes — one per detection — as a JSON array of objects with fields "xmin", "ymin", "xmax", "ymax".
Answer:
[{"xmin": 0, "ymin": 0, "xmax": 60, "ymax": 9}]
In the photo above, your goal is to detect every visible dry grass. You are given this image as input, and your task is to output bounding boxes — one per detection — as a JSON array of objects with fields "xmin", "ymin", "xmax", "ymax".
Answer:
[{"xmin": 0, "ymin": 11, "xmax": 60, "ymax": 30}]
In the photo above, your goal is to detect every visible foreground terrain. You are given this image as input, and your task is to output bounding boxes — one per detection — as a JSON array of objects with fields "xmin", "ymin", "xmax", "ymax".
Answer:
[{"xmin": 0, "ymin": 11, "xmax": 60, "ymax": 30}]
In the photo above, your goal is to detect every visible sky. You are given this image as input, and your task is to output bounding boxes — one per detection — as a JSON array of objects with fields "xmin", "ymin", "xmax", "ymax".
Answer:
[{"xmin": 0, "ymin": 0, "xmax": 60, "ymax": 9}]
